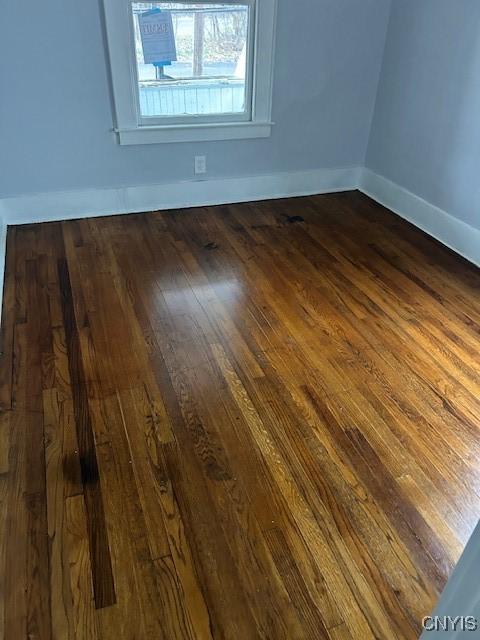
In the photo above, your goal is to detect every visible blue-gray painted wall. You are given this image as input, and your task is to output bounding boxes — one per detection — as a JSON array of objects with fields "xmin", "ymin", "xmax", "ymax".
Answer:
[
  {"xmin": 367, "ymin": 0, "xmax": 480, "ymax": 231},
  {"xmin": 0, "ymin": 0, "xmax": 390, "ymax": 197}
]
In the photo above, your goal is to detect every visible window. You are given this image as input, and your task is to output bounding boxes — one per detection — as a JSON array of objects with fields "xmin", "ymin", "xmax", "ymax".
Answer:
[
  {"xmin": 103, "ymin": 0, "xmax": 277, "ymax": 144},
  {"xmin": 134, "ymin": 3, "xmax": 251, "ymax": 120}
]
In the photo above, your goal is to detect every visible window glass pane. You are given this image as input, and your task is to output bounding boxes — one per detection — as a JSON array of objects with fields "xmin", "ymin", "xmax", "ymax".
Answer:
[{"xmin": 132, "ymin": 2, "xmax": 250, "ymax": 118}]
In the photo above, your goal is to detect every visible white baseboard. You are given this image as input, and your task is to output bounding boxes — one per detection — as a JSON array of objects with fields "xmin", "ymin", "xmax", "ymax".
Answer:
[
  {"xmin": 360, "ymin": 168, "xmax": 480, "ymax": 268},
  {"xmin": 0, "ymin": 166, "xmax": 361, "ymax": 226}
]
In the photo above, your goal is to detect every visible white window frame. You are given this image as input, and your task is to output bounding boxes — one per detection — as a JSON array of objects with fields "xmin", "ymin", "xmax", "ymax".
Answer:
[{"xmin": 103, "ymin": 0, "xmax": 277, "ymax": 145}]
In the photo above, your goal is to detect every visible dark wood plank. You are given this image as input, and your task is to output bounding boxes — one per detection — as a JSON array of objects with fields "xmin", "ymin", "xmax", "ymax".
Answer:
[
  {"xmin": 57, "ymin": 257, "xmax": 116, "ymax": 609},
  {"xmin": 0, "ymin": 227, "xmax": 16, "ymax": 410}
]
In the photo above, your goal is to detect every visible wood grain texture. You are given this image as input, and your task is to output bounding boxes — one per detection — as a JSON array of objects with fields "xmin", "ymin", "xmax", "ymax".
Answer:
[
  {"xmin": 0, "ymin": 191, "xmax": 479, "ymax": 639},
  {"xmin": 57, "ymin": 257, "xmax": 116, "ymax": 609}
]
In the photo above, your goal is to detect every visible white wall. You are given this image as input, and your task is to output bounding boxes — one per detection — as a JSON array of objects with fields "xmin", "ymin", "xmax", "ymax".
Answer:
[
  {"xmin": 366, "ymin": 0, "xmax": 480, "ymax": 232},
  {"xmin": 0, "ymin": 0, "xmax": 390, "ymax": 199}
]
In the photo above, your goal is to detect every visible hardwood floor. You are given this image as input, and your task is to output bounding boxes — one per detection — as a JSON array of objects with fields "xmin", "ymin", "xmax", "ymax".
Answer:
[{"xmin": 0, "ymin": 190, "xmax": 479, "ymax": 639}]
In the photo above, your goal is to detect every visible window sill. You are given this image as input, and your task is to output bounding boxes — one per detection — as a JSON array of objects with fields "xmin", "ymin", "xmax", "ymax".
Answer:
[{"xmin": 114, "ymin": 121, "xmax": 273, "ymax": 145}]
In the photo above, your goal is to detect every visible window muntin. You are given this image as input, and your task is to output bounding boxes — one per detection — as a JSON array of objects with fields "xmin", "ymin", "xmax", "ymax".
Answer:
[{"xmin": 131, "ymin": 2, "xmax": 253, "ymax": 123}]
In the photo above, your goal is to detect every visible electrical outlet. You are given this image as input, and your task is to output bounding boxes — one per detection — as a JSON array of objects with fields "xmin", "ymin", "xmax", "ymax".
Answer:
[{"xmin": 194, "ymin": 155, "xmax": 207, "ymax": 175}]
